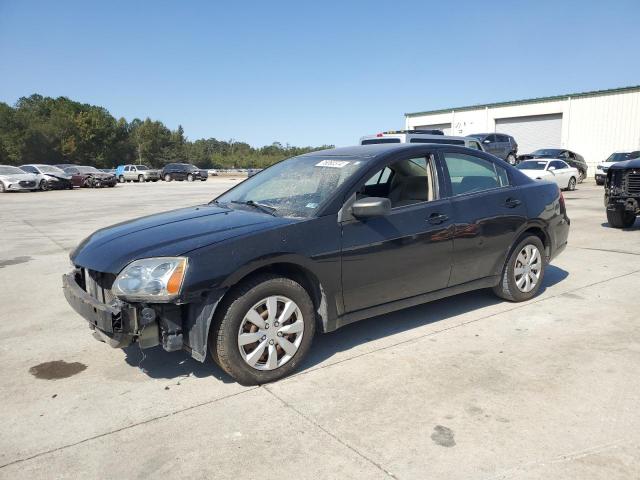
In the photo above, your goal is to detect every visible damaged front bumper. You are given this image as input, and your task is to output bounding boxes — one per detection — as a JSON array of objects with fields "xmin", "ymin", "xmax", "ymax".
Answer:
[{"xmin": 62, "ymin": 272, "xmax": 161, "ymax": 350}]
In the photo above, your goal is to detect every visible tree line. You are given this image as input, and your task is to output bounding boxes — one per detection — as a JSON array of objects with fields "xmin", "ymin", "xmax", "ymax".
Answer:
[{"xmin": 0, "ymin": 94, "xmax": 333, "ymax": 169}]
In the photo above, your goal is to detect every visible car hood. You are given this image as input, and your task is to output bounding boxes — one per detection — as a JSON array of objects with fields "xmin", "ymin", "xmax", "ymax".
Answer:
[
  {"xmin": 45, "ymin": 172, "xmax": 72, "ymax": 180},
  {"xmin": 80, "ymin": 172, "xmax": 114, "ymax": 178},
  {"xmin": 519, "ymin": 169, "xmax": 552, "ymax": 179},
  {"xmin": 71, "ymin": 205, "xmax": 294, "ymax": 273},
  {"xmin": 610, "ymin": 158, "xmax": 640, "ymax": 170},
  {"xmin": 0, "ymin": 173, "xmax": 38, "ymax": 182}
]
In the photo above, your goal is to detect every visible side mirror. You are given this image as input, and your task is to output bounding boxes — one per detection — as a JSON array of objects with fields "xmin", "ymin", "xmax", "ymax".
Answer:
[
  {"xmin": 548, "ymin": 166, "xmax": 556, "ymax": 172},
  {"xmin": 483, "ymin": 139, "xmax": 491, "ymax": 144},
  {"xmin": 351, "ymin": 197, "xmax": 391, "ymax": 218}
]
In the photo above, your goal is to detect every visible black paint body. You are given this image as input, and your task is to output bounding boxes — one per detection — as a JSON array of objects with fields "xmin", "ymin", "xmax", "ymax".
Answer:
[{"xmin": 65, "ymin": 144, "xmax": 570, "ymax": 361}]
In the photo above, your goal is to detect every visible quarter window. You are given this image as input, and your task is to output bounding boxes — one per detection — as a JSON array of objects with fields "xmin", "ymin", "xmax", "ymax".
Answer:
[{"xmin": 444, "ymin": 152, "xmax": 509, "ymax": 196}]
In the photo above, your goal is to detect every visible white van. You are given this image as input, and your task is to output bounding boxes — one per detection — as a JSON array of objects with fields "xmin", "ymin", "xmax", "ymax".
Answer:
[{"xmin": 359, "ymin": 130, "xmax": 484, "ymax": 151}]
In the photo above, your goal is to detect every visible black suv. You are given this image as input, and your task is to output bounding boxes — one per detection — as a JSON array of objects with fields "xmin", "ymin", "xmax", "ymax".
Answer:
[
  {"xmin": 161, "ymin": 163, "xmax": 208, "ymax": 182},
  {"xmin": 468, "ymin": 134, "xmax": 518, "ymax": 165},
  {"xmin": 605, "ymin": 158, "xmax": 640, "ymax": 228}
]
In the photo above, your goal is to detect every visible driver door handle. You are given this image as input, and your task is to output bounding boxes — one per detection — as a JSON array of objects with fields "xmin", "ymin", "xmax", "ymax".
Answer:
[
  {"xmin": 504, "ymin": 198, "xmax": 521, "ymax": 208},
  {"xmin": 428, "ymin": 213, "xmax": 449, "ymax": 225}
]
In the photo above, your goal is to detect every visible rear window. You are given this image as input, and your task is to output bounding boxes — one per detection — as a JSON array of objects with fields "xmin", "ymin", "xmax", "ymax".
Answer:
[{"xmin": 361, "ymin": 138, "xmax": 401, "ymax": 145}]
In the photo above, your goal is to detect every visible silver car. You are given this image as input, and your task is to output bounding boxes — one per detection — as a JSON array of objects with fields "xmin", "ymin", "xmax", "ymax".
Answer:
[
  {"xmin": 118, "ymin": 164, "xmax": 161, "ymax": 183},
  {"xmin": 0, "ymin": 165, "xmax": 39, "ymax": 193}
]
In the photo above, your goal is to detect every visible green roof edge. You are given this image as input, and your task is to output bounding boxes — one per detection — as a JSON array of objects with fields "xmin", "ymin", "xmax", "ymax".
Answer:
[{"xmin": 405, "ymin": 85, "xmax": 640, "ymax": 118}]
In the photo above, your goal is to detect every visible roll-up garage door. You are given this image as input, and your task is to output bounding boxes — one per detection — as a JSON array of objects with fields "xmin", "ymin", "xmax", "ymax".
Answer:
[
  {"xmin": 495, "ymin": 114, "xmax": 562, "ymax": 155},
  {"xmin": 414, "ymin": 123, "xmax": 452, "ymax": 135}
]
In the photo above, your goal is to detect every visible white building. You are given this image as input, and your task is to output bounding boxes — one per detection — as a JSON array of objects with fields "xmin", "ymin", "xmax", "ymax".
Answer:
[{"xmin": 405, "ymin": 85, "xmax": 640, "ymax": 173}]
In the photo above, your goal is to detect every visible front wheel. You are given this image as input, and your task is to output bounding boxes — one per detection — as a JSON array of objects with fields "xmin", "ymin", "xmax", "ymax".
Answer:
[
  {"xmin": 138, "ymin": 175, "xmax": 145, "ymax": 182},
  {"xmin": 578, "ymin": 171, "xmax": 586, "ymax": 183},
  {"xmin": 187, "ymin": 173, "xmax": 194, "ymax": 182},
  {"xmin": 40, "ymin": 180, "xmax": 50, "ymax": 191},
  {"xmin": 566, "ymin": 177, "xmax": 576, "ymax": 191},
  {"xmin": 493, "ymin": 235, "xmax": 546, "ymax": 302},
  {"xmin": 209, "ymin": 274, "xmax": 315, "ymax": 385},
  {"xmin": 506, "ymin": 153, "xmax": 517, "ymax": 166},
  {"xmin": 118, "ymin": 175, "xmax": 125, "ymax": 183},
  {"xmin": 607, "ymin": 207, "xmax": 636, "ymax": 228},
  {"xmin": 164, "ymin": 174, "xmax": 172, "ymax": 182}
]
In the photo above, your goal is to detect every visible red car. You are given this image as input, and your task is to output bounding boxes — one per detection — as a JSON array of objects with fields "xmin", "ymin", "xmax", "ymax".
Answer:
[{"xmin": 63, "ymin": 166, "xmax": 118, "ymax": 188}]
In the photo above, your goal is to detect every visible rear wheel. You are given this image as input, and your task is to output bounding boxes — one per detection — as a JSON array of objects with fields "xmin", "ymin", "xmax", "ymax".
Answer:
[
  {"xmin": 138, "ymin": 174, "xmax": 145, "ymax": 182},
  {"xmin": 39, "ymin": 180, "xmax": 50, "ymax": 191},
  {"xmin": 187, "ymin": 173, "xmax": 194, "ymax": 182},
  {"xmin": 493, "ymin": 235, "xmax": 545, "ymax": 302},
  {"xmin": 607, "ymin": 207, "xmax": 636, "ymax": 228},
  {"xmin": 118, "ymin": 175, "xmax": 125, "ymax": 183},
  {"xmin": 578, "ymin": 170, "xmax": 586, "ymax": 183},
  {"xmin": 209, "ymin": 274, "xmax": 315, "ymax": 385},
  {"xmin": 566, "ymin": 177, "xmax": 576, "ymax": 191},
  {"xmin": 164, "ymin": 173, "xmax": 172, "ymax": 182}
]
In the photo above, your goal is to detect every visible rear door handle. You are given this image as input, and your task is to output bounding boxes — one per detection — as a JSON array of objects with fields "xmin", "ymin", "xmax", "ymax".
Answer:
[
  {"xmin": 504, "ymin": 198, "xmax": 521, "ymax": 208},
  {"xmin": 428, "ymin": 213, "xmax": 449, "ymax": 225}
]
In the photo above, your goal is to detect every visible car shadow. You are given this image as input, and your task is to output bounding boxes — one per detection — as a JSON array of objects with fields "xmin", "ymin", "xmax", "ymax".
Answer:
[
  {"xmin": 122, "ymin": 265, "xmax": 568, "ymax": 382},
  {"xmin": 600, "ymin": 221, "xmax": 640, "ymax": 231},
  {"xmin": 300, "ymin": 264, "xmax": 569, "ymax": 371}
]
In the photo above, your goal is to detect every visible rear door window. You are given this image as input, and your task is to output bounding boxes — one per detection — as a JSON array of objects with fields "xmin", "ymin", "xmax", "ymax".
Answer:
[{"xmin": 443, "ymin": 152, "xmax": 509, "ymax": 196}]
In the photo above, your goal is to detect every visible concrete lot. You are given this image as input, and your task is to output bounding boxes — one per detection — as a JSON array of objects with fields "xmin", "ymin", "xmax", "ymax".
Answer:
[{"xmin": 1, "ymin": 179, "xmax": 639, "ymax": 479}]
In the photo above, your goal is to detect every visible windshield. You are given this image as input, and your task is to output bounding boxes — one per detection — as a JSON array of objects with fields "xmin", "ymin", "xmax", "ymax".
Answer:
[
  {"xmin": 215, "ymin": 155, "xmax": 368, "ymax": 218},
  {"xmin": 605, "ymin": 152, "xmax": 640, "ymax": 163},
  {"xmin": 76, "ymin": 166, "xmax": 101, "ymax": 174},
  {"xmin": 39, "ymin": 165, "xmax": 65, "ymax": 174},
  {"xmin": 517, "ymin": 161, "xmax": 548, "ymax": 170},
  {"xmin": 531, "ymin": 149, "xmax": 563, "ymax": 157},
  {"xmin": 0, "ymin": 166, "xmax": 27, "ymax": 175}
]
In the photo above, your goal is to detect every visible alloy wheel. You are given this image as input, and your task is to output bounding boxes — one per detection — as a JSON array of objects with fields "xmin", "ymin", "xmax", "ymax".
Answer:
[
  {"xmin": 237, "ymin": 295, "xmax": 304, "ymax": 371},
  {"xmin": 514, "ymin": 244, "xmax": 541, "ymax": 293}
]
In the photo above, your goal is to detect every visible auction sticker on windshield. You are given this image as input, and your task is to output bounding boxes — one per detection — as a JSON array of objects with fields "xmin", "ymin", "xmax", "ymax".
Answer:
[{"xmin": 315, "ymin": 160, "xmax": 350, "ymax": 168}]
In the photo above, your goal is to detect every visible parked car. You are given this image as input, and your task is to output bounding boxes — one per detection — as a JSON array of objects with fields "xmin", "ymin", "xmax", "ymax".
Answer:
[
  {"xmin": 247, "ymin": 168, "xmax": 263, "ymax": 177},
  {"xmin": 115, "ymin": 164, "xmax": 161, "ymax": 183},
  {"xmin": 64, "ymin": 166, "xmax": 117, "ymax": 188},
  {"xmin": 0, "ymin": 165, "xmax": 39, "ymax": 192},
  {"xmin": 604, "ymin": 157, "xmax": 640, "ymax": 228},
  {"xmin": 468, "ymin": 133, "xmax": 518, "ymax": 164},
  {"xmin": 63, "ymin": 143, "xmax": 570, "ymax": 385},
  {"xmin": 518, "ymin": 149, "xmax": 588, "ymax": 182},
  {"xmin": 208, "ymin": 169, "xmax": 219, "ymax": 177},
  {"xmin": 595, "ymin": 151, "xmax": 640, "ymax": 185},
  {"xmin": 20, "ymin": 164, "xmax": 74, "ymax": 190},
  {"xmin": 161, "ymin": 163, "xmax": 208, "ymax": 182},
  {"xmin": 360, "ymin": 130, "xmax": 485, "ymax": 151},
  {"xmin": 516, "ymin": 159, "xmax": 579, "ymax": 191},
  {"xmin": 54, "ymin": 164, "xmax": 78, "ymax": 170}
]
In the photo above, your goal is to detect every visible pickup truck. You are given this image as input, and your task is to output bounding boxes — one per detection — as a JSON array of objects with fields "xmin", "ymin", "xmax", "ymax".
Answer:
[{"xmin": 115, "ymin": 164, "xmax": 161, "ymax": 183}]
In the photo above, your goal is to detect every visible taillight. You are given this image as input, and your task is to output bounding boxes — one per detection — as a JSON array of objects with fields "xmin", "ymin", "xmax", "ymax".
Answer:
[
  {"xmin": 559, "ymin": 190, "xmax": 566, "ymax": 213},
  {"xmin": 376, "ymin": 133, "xmax": 383, "ymax": 137}
]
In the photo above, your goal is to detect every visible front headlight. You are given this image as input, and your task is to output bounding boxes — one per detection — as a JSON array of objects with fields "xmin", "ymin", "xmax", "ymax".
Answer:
[
  {"xmin": 113, "ymin": 257, "xmax": 188, "ymax": 302},
  {"xmin": 596, "ymin": 165, "xmax": 603, "ymax": 171}
]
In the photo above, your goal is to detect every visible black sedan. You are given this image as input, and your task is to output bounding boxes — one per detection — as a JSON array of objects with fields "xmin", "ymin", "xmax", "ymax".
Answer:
[
  {"xmin": 63, "ymin": 144, "xmax": 570, "ymax": 384},
  {"xmin": 161, "ymin": 163, "xmax": 208, "ymax": 182}
]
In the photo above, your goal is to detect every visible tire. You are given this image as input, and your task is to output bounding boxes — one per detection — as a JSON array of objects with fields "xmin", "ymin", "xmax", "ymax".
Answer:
[
  {"xmin": 578, "ymin": 170, "xmax": 586, "ymax": 183},
  {"xmin": 138, "ymin": 175, "xmax": 145, "ymax": 182},
  {"xmin": 493, "ymin": 235, "xmax": 546, "ymax": 302},
  {"xmin": 607, "ymin": 207, "xmax": 636, "ymax": 228},
  {"xmin": 187, "ymin": 173, "xmax": 194, "ymax": 182},
  {"xmin": 209, "ymin": 274, "xmax": 316, "ymax": 385},
  {"xmin": 118, "ymin": 175, "xmax": 125, "ymax": 183},
  {"xmin": 506, "ymin": 153, "xmax": 517, "ymax": 166},
  {"xmin": 566, "ymin": 177, "xmax": 576, "ymax": 191},
  {"xmin": 595, "ymin": 179, "xmax": 604, "ymax": 186},
  {"xmin": 0, "ymin": 182, "xmax": 5, "ymax": 193},
  {"xmin": 164, "ymin": 174, "xmax": 172, "ymax": 182},
  {"xmin": 39, "ymin": 180, "xmax": 50, "ymax": 191}
]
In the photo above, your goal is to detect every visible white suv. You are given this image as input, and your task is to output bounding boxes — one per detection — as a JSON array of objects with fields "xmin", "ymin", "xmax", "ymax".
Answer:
[{"xmin": 359, "ymin": 130, "xmax": 485, "ymax": 151}]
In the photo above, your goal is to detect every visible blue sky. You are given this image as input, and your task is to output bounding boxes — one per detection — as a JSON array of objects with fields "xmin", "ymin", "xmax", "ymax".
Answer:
[{"xmin": 1, "ymin": 0, "xmax": 639, "ymax": 147}]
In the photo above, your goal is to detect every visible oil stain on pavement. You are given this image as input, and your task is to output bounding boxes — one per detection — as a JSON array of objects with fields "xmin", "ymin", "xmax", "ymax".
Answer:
[
  {"xmin": 29, "ymin": 360, "xmax": 87, "ymax": 380},
  {"xmin": 431, "ymin": 425, "xmax": 456, "ymax": 447},
  {"xmin": 0, "ymin": 256, "xmax": 32, "ymax": 268}
]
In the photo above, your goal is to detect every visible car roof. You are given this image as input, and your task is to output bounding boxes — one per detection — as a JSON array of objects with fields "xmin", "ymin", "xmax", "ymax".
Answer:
[{"xmin": 300, "ymin": 143, "xmax": 467, "ymax": 159}]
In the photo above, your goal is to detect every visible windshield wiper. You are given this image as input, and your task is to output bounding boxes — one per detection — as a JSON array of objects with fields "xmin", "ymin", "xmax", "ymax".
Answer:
[{"xmin": 230, "ymin": 200, "xmax": 278, "ymax": 216}]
